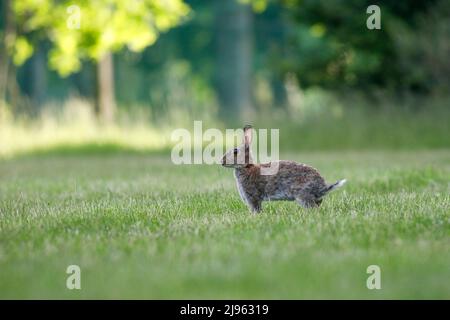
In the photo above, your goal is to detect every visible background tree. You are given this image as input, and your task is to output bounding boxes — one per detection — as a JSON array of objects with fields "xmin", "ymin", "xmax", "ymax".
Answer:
[
  {"xmin": 9, "ymin": 0, "xmax": 190, "ymax": 121},
  {"xmin": 2, "ymin": 0, "xmax": 448, "ymax": 123},
  {"xmin": 214, "ymin": 0, "xmax": 254, "ymax": 121},
  {"xmin": 0, "ymin": 0, "xmax": 15, "ymax": 111},
  {"xmin": 274, "ymin": 0, "xmax": 443, "ymax": 93}
]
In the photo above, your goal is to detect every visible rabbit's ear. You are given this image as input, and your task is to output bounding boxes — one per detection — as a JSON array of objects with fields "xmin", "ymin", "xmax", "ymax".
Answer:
[{"xmin": 243, "ymin": 125, "xmax": 253, "ymax": 146}]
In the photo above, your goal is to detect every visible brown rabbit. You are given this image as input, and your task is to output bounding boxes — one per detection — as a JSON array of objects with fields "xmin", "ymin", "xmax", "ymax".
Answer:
[{"xmin": 221, "ymin": 125, "xmax": 346, "ymax": 213}]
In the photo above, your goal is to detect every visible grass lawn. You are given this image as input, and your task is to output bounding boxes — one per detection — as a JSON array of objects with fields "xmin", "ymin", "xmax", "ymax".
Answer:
[{"xmin": 0, "ymin": 150, "xmax": 449, "ymax": 299}]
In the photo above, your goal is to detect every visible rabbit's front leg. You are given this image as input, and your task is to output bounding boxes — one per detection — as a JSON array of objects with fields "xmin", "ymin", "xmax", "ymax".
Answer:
[{"xmin": 246, "ymin": 195, "xmax": 262, "ymax": 213}]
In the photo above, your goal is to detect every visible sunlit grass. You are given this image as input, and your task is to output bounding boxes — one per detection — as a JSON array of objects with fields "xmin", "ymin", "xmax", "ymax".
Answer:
[
  {"xmin": 0, "ymin": 100, "xmax": 171, "ymax": 158},
  {"xmin": 0, "ymin": 150, "xmax": 449, "ymax": 298},
  {"xmin": 1, "ymin": 93, "xmax": 449, "ymax": 159}
]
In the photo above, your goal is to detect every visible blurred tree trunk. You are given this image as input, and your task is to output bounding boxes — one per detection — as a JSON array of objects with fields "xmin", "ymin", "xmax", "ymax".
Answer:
[
  {"xmin": 7, "ymin": 63, "xmax": 19, "ymax": 113},
  {"xmin": 271, "ymin": 76, "xmax": 287, "ymax": 109},
  {"xmin": 96, "ymin": 52, "xmax": 116, "ymax": 122},
  {"xmin": 215, "ymin": 0, "xmax": 253, "ymax": 122},
  {"xmin": 0, "ymin": 0, "xmax": 14, "ymax": 110},
  {"xmin": 268, "ymin": 7, "xmax": 288, "ymax": 110},
  {"xmin": 29, "ymin": 43, "xmax": 47, "ymax": 113},
  {"xmin": 22, "ymin": 43, "xmax": 47, "ymax": 113}
]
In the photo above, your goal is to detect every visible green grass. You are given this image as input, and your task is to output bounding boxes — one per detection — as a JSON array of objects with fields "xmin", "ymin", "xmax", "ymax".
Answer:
[{"xmin": 0, "ymin": 150, "xmax": 449, "ymax": 299}]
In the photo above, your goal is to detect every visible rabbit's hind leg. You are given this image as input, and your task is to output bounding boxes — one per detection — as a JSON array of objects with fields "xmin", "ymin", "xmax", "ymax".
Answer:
[{"xmin": 296, "ymin": 194, "xmax": 319, "ymax": 209}]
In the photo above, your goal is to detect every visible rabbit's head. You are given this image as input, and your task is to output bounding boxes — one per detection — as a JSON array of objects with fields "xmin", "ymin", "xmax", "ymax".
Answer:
[{"xmin": 221, "ymin": 125, "xmax": 254, "ymax": 168}]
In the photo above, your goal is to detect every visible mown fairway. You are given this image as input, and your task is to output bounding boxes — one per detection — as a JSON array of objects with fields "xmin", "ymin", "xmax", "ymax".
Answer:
[{"xmin": 0, "ymin": 150, "xmax": 449, "ymax": 299}]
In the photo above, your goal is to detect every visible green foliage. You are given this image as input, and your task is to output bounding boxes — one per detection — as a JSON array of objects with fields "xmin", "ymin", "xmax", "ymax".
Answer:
[
  {"xmin": 262, "ymin": 0, "xmax": 447, "ymax": 92},
  {"xmin": 4, "ymin": 0, "xmax": 449, "ymax": 114},
  {"xmin": 12, "ymin": 0, "xmax": 190, "ymax": 76},
  {"xmin": 12, "ymin": 36, "xmax": 34, "ymax": 65},
  {"xmin": 392, "ymin": 1, "xmax": 450, "ymax": 94}
]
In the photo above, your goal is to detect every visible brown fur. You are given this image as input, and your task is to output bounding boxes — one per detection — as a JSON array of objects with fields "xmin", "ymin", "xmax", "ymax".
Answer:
[{"xmin": 222, "ymin": 125, "xmax": 346, "ymax": 213}]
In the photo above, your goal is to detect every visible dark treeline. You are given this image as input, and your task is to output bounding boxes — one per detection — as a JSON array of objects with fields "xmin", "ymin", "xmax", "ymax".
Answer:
[{"xmin": 1, "ymin": 0, "xmax": 449, "ymax": 122}]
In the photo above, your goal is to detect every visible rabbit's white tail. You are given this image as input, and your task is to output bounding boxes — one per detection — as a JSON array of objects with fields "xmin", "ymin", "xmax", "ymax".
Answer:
[{"xmin": 323, "ymin": 179, "xmax": 347, "ymax": 194}]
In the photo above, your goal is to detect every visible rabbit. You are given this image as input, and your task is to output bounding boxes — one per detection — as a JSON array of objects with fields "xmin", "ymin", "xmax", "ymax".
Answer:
[{"xmin": 221, "ymin": 125, "xmax": 346, "ymax": 213}]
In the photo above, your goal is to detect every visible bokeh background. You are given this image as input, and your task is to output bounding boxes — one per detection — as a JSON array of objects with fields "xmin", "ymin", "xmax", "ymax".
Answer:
[{"xmin": 0, "ymin": 0, "xmax": 449, "ymax": 155}]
